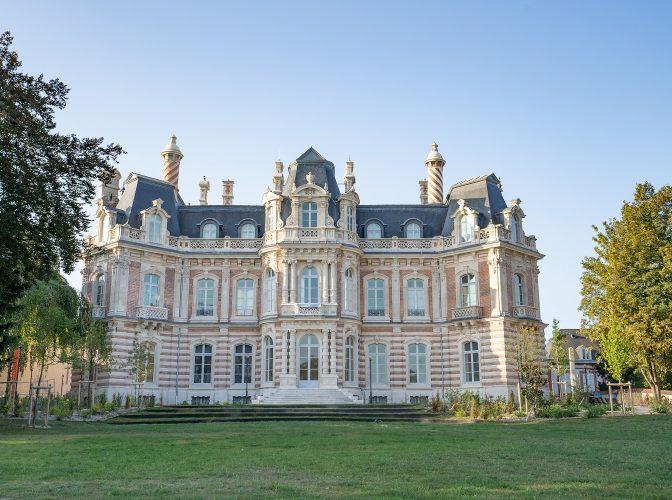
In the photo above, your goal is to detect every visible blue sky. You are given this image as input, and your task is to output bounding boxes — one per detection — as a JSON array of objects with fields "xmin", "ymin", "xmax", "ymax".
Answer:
[{"xmin": 3, "ymin": 1, "xmax": 671, "ymax": 330}]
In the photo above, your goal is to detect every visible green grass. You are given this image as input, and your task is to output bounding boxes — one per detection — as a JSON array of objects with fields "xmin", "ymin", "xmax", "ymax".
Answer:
[{"xmin": 1, "ymin": 416, "xmax": 671, "ymax": 498}]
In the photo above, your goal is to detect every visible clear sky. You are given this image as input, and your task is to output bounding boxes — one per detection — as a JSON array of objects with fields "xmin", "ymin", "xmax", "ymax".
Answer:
[{"xmin": 3, "ymin": 1, "xmax": 671, "ymax": 331}]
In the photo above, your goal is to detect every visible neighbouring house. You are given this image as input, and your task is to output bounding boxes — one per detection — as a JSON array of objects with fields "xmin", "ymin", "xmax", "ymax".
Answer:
[
  {"xmin": 547, "ymin": 329, "xmax": 604, "ymax": 395},
  {"xmin": 0, "ymin": 349, "xmax": 71, "ymax": 398}
]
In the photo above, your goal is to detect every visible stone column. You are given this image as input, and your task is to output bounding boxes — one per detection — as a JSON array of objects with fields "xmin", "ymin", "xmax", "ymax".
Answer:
[
  {"xmin": 391, "ymin": 261, "xmax": 401, "ymax": 322},
  {"xmin": 431, "ymin": 266, "xmax": 440, "ymax": 320},
  {"xmin": 289, "ymin": 331, "xmax": 296, "ymax": 375},
  {"xmin": 321, "ymin": 261, "xmax": 329, "ymax": 303},
  {"xmin": 282, "ymin": 260, "xmax": 289, "ymax": 304},
  {"xmin": 330, "ymin": 261, "xmax": 337, "ymax": 303},
  {"xmin": 109, "ymin": 257, "xmax": 129, "ymax": 316},
  {"xmin": 320, "ymin": 329, "xmax": 338, "ymax": 388},
  {"xmin": 329, "ymin": 331, "xmax": 337, "ymax": 374},
  {"xmin": 321, "ymin": 331, "xmax": 329, "ymax": 374},
  {"xmin": 221, "ymin": 263, "xmax": 230, "ymax": 321},
  {"xmin": 439, "ymin": 265, "xmax": 448, "ymax": 321},
  {"xmin": 279, "ymin": 330, "xmax": 295, "ymax": 387},
  {"xmin": 290, "ymin": 261, "xmax": 297, "ymax": 303},
  {"xmin": 488, "ymin": 248, "xmax": 503, "ymax": 317}
]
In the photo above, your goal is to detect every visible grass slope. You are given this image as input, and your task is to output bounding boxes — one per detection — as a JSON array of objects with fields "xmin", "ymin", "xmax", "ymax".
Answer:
[{"xmin": 0, "ymin": 416, "xmax": 670, "ymax": 498}]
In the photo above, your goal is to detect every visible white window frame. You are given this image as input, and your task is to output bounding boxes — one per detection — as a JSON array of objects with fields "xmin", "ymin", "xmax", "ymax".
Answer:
[
  {"xmin": 513, "ymin": 273, "xmax": 524, "ymax": 306},
  {"xmin": 346, "ymin": 206, "xmax": 355, "ymax": 232},
  {"xmin": 195, "ymin": 277, "xmax": 216, "ymax": 318},
  {"xmin": 94, "ymin": 274, "xmax": 105, "ymax": 307},
  {"xmin": 365, "ymin": 221, "xmax": 383, "ymax": 239},
  {"xmin": 344, "ymin": 335, "xmax": 356, "ymax": 384},
  {"xmin": 459, "ymin": 215, "xmax": 473, "ymax": 243},
  {"xmin": 240, "ymin": 222, "xmax": 256, "ymax": 239},
  {"xmin": 192, "ymin": 343, "xmax": 213, "ymax": 385},
  {"xmin": 463, "ymin": 340, "xmax": 480, "ymax": 384},
  {"xmin": 408, "ymin": 342, "xmax": 428, "ymax": 385},
  {"xmin": 405, "ymin": 222, "xmax": 422, "ymax": 239},
  {"xmin": 201, "ymin": 222, "xmax": 218, "ymax": 239},
  {"xmin": 459, "ymin": 273, "xmax": 478, "ymax": 307},
  {"xmin": 148, "ymin": 214, "xmax": 163, "ymax": 243},
  {"xmin": 263, "ymin": 336, "xmax": 274, "ymax": 384},
  {"xmin": 142, "ymin": 273, "xmax": 160, "ymax": 307},
  {"xmin": 235, "ymin": 278, "xmax": 255, "ymax": 317},
  {"xmin": 368, "ymin": 343, "xmax": 388, "ymax": 386},
  {"xmin": 300, "ymin": 266, "xmax": 319, "ymax": 305},
  {"xmin": 233, "ymin": 343, "xmax": 253, "ymax": 385},
  {"xmin": 301, "ymin": 202, "xmax": 318, "ymax": 228},
  {"xmin": 264, "ymin": 268, "xmax": 277, "ymax": 315},
  {"xmin": 366, "ymin": 277, "xmax": 386, "ymax": 319},
  {"xmin": 405, "ymin": 278, "xmax": 426, "ymax": 318}
]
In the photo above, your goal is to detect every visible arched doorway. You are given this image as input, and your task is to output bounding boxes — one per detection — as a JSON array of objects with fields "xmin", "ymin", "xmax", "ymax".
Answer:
[{"xmin": 298, "ymin": 334, "xmax": 320, "ymax": 388}]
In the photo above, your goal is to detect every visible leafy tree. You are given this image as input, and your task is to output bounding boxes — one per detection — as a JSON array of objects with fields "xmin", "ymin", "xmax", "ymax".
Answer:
[
  {"xmin": 548, "ymin": 319, "xmax": 569, "ymax": 380},
  {"xmin": 515, "ymin": 325, "xmax": 546, "ymax": 410},
  {"xmin": 580, "ymin": 182, "xmax": 672, "ymax": 400},
  {"xmin": 125, "ymin": 334, "xmax": 151, "ymax": 401},
  {"xmin": 0, "ymin": 31, "xmax": 123, "ymax": 358}
]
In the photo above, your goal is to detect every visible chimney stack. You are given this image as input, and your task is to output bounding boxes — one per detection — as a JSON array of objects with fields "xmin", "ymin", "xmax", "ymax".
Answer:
[
  {"xmin": 199, "ymin": 176, "xmax": 210, "ymax": 205},
  {"xmin": 419, "ymin": 180, "xmax": 428, "ymax": 205},
  {"xmin": 344, "ymin": 158, "xmax": 356, "ymax": 191},
  {"xmin": 222, "ymin": 180, "xmax": 234, "ymax": 205},
  {"xmin": 99, "ymin": 169, "xmax": 122, "ymax": 207},
  {"xmin": 424, "ymin": 142, "xmax": 445, "ymax": 204},
  {"xmin": 273, "ymin": 160, "xmax": 284, "ymax": 192},
  {"xmin": 161, "ymin": 134, "xmax": 183, "ymax": 190}
]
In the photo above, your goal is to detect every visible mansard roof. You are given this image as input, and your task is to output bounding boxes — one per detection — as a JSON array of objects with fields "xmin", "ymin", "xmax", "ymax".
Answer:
[
  {"xmin": 116, "ymin": 174, "xmax": 184, "ymax": 234},
  {"xmin": 357, "ymin": 205, "xmax": 449, "ymax": 238},
  {"xmin": 177, "ymin": 205, "xmax": 265, "ymax": 238}
]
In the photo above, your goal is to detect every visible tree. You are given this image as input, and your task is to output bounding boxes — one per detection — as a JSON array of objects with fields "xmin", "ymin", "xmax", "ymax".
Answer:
[
  {"xmin": 0, "ymin": 31, "xmax": 123, "ymax": 358},
  {"xmin": 580, "ymin": 182, "xmax": 672, "ymax": 400},
  {"xmin": 548, "ymin": 319, "xmax": 569, "ymax": 384},
  {"xmin": 515, "ymin": 325, "xmax": 546, "ymax": 410},
  {"xmin": 125, "ymin": 334, "xmax": 151, "ymax": 401}
]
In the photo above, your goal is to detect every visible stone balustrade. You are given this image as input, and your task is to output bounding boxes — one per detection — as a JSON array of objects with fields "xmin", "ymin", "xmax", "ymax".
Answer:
[
  {"xmin": 451, "ymin": 306, "xmax": 483, "ymax": 320},
  {"xmin": 136, "ymin": 305, "xmax": 168, "ymax": 321},
  {"xmin": 92, "ymin": 306, "xmax": 106, "ymax": 319},
  {"xmin": 513, "ymin": 305, "xmax": 540, "ymax": 320},
  {"xmin": 280, "ymin": 303, "xmax": 338, "ymax": 316}
]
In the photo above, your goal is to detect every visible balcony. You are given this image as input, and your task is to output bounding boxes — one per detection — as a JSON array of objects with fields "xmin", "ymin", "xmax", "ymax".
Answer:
[
  {"xmin": 513, "ymin": 305, "xmax": 540, "ymax": 320},
  {"xmin": 136, "ymin": 306, "xmax": 168, "ymax": 321},
  {"xmin": 451, "ymin": 306, "xmax": 483, "ymax": 320},
  {"xmin": 92, "ymin": 306, "xmax": 106, "ymax": 319},
  {"xmin": 280, "ymin": 303, "xmax": 337, "ymax": 316}
]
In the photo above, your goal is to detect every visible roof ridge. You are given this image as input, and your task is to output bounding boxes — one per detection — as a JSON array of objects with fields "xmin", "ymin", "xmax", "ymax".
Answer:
[{"xmin": 449, "ymin": 172, "xmax": 499, "ymax": 191}]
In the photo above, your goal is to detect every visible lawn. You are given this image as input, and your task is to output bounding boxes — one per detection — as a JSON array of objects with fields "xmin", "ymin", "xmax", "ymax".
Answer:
[{"xmin": 0, "ymin": 416, "xmax": 671, "ymax": 498}]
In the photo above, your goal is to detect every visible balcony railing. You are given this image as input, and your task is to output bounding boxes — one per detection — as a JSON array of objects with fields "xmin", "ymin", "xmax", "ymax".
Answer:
[
  {"xmin": 513, "ymin": 305, "xmax": 540, "ymax": 320},
  {"xmin": 452, "ymin": 306, "xmax": 483, "ymax": 320},
  {"xmin": 136, "ymin": 305, "xmax": 168, "ymax": 321},
  {"xmin": 280, "ymin": 303, "xmax": 337, "ymax": 316},
  {"xmin": 92, "ymin": 306, "xmax": 106, "ymax": 319}
]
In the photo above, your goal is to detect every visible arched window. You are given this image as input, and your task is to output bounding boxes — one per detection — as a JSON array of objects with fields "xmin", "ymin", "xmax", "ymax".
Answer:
[
  {"xmin": 346, "ymin": 206, "xmax": 355, "ymax": 231},
  {"xmin": 240, "ymin": 222, "xmax": 256, "ymax": 239},
  {"xmin": 142, "ymin": 274, "xmax": 160, "ymax": 307},
  {"xmin": 513, "ymin": 273, "xmax": 524, "ymax": 306},
  {"xmin": 138, "ymin": 341, "xmax": 156, "ymax": 383},
  {"xmin": 367, "ymin": 278, "xmax": 385, "ymax": 316},
  {"xmin": 368, "ymin": 343, "xmax": 387, "ymax": 385},
  {"xmin": 459, "ymin": 216, "xmax": 473, "ymax": 242},
  {"xmin": 263, "ymin": 336, "xmax": 274, "ymax": 383},
  {"xmin": 406, "ymin": 222, "xmax": 422, "ymax": 239},
  {"xmin": 94, "ymin": 275, "xmax": 105, "ymax": 307},
  {"xmin": 193, "ymin": 343, "xmax": 212, "ymax": 384},
  {"xmin": 345, "ymin": 336, "xmax": 355, "ymax": 382},
  {"xmin": 148, "ymin": 214, "xmax": 162, "ymax": 243},
  {"xmin": 264, "ymin": 269, "xmax": 276, "ymax": 313},
  {"xmin": 460, "ymin": 273, "xmax": 477, "ymax": 307},
  {"xmin": 344, "ymin": 268, "xmax": 355, "ymax": 312},
  {"xmin": 301, "ymin": 202, "xmax": 318, "ymax": 228},
  {"xmin": 408, "ymin": 343, "xmax": 427, "ymax": 384},
  {"xmin": 406, "ymin": 278, "xmax": 425, "ymax": 316},
  {"xmin": 201, "ymin": 222, "xmax": 217, "ymax": 239},
  {"xmin": 235, "ymin": 279, "xmax": 255, "ymax": 316},
  {"xmin": 234, "ymin": 344, "xmax": 253, "ymax": 384},
  {"xmin": 463, "ymin": 341, "xmax": 480, "ymax": 383},
  {"xmin": 366, "ymin": 222, "xmax": 383, "ymax": 239},
  {"xmin": 300, "ymin": 267, "xmax": 319, "ymax": 304},
  {"xmin": 510, "ymin": 216, "xmax": 520, "ymax": 242},
  {"xmin": 196, "ymin": 278, "xmax": 215, "ymax": 316}
]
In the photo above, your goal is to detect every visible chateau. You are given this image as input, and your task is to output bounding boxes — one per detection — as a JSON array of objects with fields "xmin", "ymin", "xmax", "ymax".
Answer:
[{"xmin": 82, "ymin": 137, "xmax": 544, "ymax": 404}]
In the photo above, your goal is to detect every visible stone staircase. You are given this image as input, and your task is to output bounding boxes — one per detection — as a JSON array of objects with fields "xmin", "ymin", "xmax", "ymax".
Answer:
[{"xmin": 254, "ymin": 388, "xmax": 362, "ymax": 405}]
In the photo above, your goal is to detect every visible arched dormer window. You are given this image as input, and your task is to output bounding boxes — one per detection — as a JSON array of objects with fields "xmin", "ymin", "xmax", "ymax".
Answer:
[
  {"xmin": 365, "ymin": 221, "xmax": 383, "ymax": 239},
  {"xmin": 460, "ymin": 273, "xmax": 477, "ymax": 307},
  {"xmin": 201, "ymin": 222, "xmax": 218, "ymax": 239},
  {"xmin": 459, "ymin": 216, "xmax": 473, "ymax": 243},
  {"xmin": 148, "ymin": 214, "xmax": 162, "ymax": 243},
  {"xmin": 94, "ymin": 275, "xmax": 105, "ymax": 307},
  {"xmin": 510, "ymin": 215, "xmax": 521, "ymax": 243},
  {"xmin": 513, "ymin": 273, "xmax": 524, "ymax": 306},
  {"xmin": 240, "ymin": 222, "xmax": 256, "ymax": 239},
  {"xmin": 300, "ymin": 266, "xmax": 319, "ymax": 304},
  {"xmin": 406, "ymin": 222, "xmax": 422, "ymax": 239},
  {"xmin": 301, "ymin": 202, "xmax": 318, "ymax": 228}
]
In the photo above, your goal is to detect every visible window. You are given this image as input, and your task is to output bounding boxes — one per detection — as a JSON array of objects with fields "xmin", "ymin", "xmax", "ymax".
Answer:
[
  {"xmin": 148, "ymin": 214, "xmax": 162, "ymax": 243},
  {"xmin": 196, "ymin": 278, "xmax": 215, "ymax": 316},
  {"xmin": 201, "ymin": 222, "xmax": 217, "ymax": 239},
  {"xmin": 459, "ymin": 216, "xmax": 473, "ymax": 242},
  {"xmin": 236, "ymin": 279, "xmax": 255, "ymax": 316},
  {"xmin": 463, "ymin": 341, "xmax": 480, "ymax": 383},
  {"xmin": 263, "ymin": 336, "xmax": 274, "ymax": 383},
  {"xmin": 94, "ymin": 275, "xmax": 105, "ymax": 307},
  {"xmin": 460, "ymin": 273, "xmax": 477, "ymax": 307},
  {"xmin": 346, "ymin": 206, "xmax": 355, "ymax": 231},
  {"xmin": 513, "ymin": 274, "xmax": 524, "ymax": 306},
  {"xmin": 193, "ymin": 344, "xmax": 212, "ymax": 384},
  {"xmin": 301, "ymin": 202, "xmax": 318, "ymax": 228},
  {"xmin": 264, "ymin": 269, "xmax": 276, "ymax": 313},
  {"xmin": 240, "ymin": 222, "xmax": 256, "ymax": 239},
  {"xmin": 345, "ymin": 336, "xmax": 355, "ymax": 382},
  {"xmin": 366, "ymin": 222, "xmax": 383, "ymax": 239},
  {"xmin": 300, "ymin": 267, "xmax": 319, "ymax": 304},
  {"xmin": 267, "ymin": 204, "xmax": 276, "ymax": 231},
  {"xmin": 368, "ymin": 343, "xmax": 387, "ymax": 385},
  {"xmin": 142, "ymin": 274, "xmax": 160, "ymax": 307},
  {"xmin": 408, "ymin": 343, "xmax": 427, "ymax": 384},
  {"xmin": 234, "ymin": 344, "xmax": 253, "ymax": 384},
  {"xmin": 510, "ymin": 216, "xmax": 520, "ymax": 242},
  {"xmin": 406, "ymin": 222, "xmax": 422, "ymax": 238},
  {"xmin": 407, "ymin": 278, "xmax": 425, "ymax": 316},
  {"xmin": 139, "ymin": 341, "xmax": 156, "ymax": 383},
  {"xmin": 344, "ymin": 268, "xmax": 355, "ymax": 312},
  {"xmin": 367, "ymin": 278, "xmax": 385, "ymax": 316}
]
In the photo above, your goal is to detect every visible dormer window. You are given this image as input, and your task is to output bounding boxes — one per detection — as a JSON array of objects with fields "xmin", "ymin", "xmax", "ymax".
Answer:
[
  {"xmin": 301, "ymin": 202, "xmax": 318, "ymax": 228},
  {"xmin": 406, "ymin": 222, "xmax": 422, "ymax": 239},
  {"xmin": 240, "ymin": 222, "xmax": 256, "ymax": 239},
  {"xmin": 366, "ymin": 222, "xmax": 383, "ymax": 239},
  {"xmin": 201, "ymin": 222, "xmax": 217, "ymax": 239},
  {"xmin": 148, "ymin": 214, "xmax": 162, "ymax": 243},
  {"xmin": 346, "ymin": 206, "xmax": 355, "ymax": 232},
  {"xmin": 510, "ymin": 216, "xmax": 521, "ymax": 243},
  {"xmin": 459, "ymin": 216, "xmax": 473, "ymax": 242}
]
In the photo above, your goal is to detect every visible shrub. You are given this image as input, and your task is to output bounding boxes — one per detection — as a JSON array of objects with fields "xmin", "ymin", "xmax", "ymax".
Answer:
[
  {"xmin": 585, "ymin": 405, "xmax": 608, "ymax": 418},
  {"xmin": 430, "ymin": 393, "xmax": 440, "ymax": 413},
  {"xmin": 103, "ymin": 402, "xmax": 115, "ymax": 412},
  {"xmin": 649, "ymin": 400, "xmax": 670, "ymax": 414},
  {"xmin": 91, "ymin": 403, "xmax": 104, "ymax": 414},
  {"xmin": 537, "ymin": 403, "xmax": 579, "ymax": 418},
  {"xmin": 469, "ymin": 397, "xmax": 479, "ymax": 419},
  {"xmin": 507, "ymin": 392, "xmax": 517, "ymax": 414},
  {"xmin": 124, "ymin": 395, "xmax": 131, "ymax": 409},
  {"xmin": 52, "ymin": 398, "xmax": 74, "ymax": 420},
  {"xmin": 454, "ymin": 409, "xmax": 466, "ymax": 418},
  {"xmin": 513, "ymin": 410, "xmax": 527, "ymax": 418},
  {"xmin": 80, "ymin": 408, "xmax": 93, "ymax": 419}
]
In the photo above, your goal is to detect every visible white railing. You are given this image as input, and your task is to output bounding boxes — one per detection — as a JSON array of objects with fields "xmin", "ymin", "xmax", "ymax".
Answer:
[
  {"xmin": 280, "ymin": 303, "xmax": 338, "ymax": 316},
  {"xmin": 513, "ymin": 305, "xmax": 540, "ymax": 320},
  {"xmin": 136, "ymin": 306, "xmax": 168, "ymax": 321},
  {"xmin": 92, "ymin": 306, "xmax": 106, "ymax": 319},
  {"xmin": 167, "ymin": 236, "xmax": 262, "ymax": 252},
  {"xmin": 451, "ymin": 306, "xmax": 483, "ymax": 320},
  {"xmin": 299, "ymin": 229, "xmax": 319, "ymax": 238}
]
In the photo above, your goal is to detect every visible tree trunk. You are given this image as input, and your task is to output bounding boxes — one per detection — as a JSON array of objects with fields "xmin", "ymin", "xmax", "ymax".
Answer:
[{"xmin": 30, "ymin": 360, "xmax": 46, "ymax": 427}]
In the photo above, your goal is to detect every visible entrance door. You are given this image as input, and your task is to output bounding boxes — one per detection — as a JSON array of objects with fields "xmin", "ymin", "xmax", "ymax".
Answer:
[{"xmin": 298, "ymin": 334, "xmax": 320, "ymax": 388}]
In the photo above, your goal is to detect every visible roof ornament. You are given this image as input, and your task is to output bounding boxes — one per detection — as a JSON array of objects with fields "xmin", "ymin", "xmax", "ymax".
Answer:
[{"xmin": 306, "ymin": 171, "xmax": 314, "ymax": 185}]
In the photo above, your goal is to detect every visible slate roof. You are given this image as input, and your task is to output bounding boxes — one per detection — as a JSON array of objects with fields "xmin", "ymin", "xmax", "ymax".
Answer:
[{"xmin": 357, "ymin": 205, "xmax": 449, "ymax": 238}]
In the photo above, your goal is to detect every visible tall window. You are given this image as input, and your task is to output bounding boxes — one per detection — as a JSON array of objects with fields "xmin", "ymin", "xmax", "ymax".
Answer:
[
  {"xmin": 234, "ymin": 344, "xmax": 253, "ymax": 384},
  {"xmin": 196, "ymin": 278, "xmax": 215, "ymax": 316},
  {"xmin": 407, "ymin": 278, "xmax": 425, "ymax": 316},
  {"xmin": 139, "ymin": 341, "xmax": 156, "ymax": 383},
  {"xmin": 367, "ymin": 278, "xmax": 385, "ymax": 316},
  {"xmin": 406, "ymin": 222, "xmax": 422, "ymax": 238},
  {"xmin": 142, "ymin": 274, "xmax": 160, "ymax": 307},
  {"xmin": 236, "ymin": 279, "xmax": 255, "ymax": 316},
  {"xmin": 460, "ymin": 273, "xmax": 477, "ymax": 307},
  {"xmin": 264, "ymin": 269, "xmax": 276, "ymax": 313},
  {"xmin": 366, "ymin": 222, "xmax": 382, "ymax": 239},
  {"xmin": 201, "ymin": 222, "xmax": 217, "ymax": 239},
  {"xmin": 463, "ymin": 341, "xmax": 480, "ymax": 383},
  {"xmin": 94, "ymin": 275, "xmax": 105, "ymax": 307},
  {"xmin": 510, "ymin": 216, "xmax": 520, "ymax": 242},
  {"xmin": 345, "ymin": 336, "xmax": 355, "ymax": 382},
  {"xmin": 240, "ymin": 222, "xmax": 256, "ymax": 239},
  {"xmin": 300, "ymin": 267, "xmax": 319, "ymax": 304},
  {"xmin": 193, "ymin": 343, "xmax": 212, "ymax": 384},
  {"xmin": 267, "ymin": 204, "xmax": 276, "ymax": 231},
  {"xmin": 263, "ymin": 336, "xmax": 274, "ymax": 383},
  {"xmin": 368, "ymin": 343, "xmax": 387, "ymax": 385},
  {"xmin": 513, "ymin": 274, "xmax": 524, "ymax": 306},
  {"xmin": 346, "ymin": 206, "xmax": 355, "ymax": 231},
  {"xmin": 344, "ymin": 268, "xmax": 355, "ymax": 312},
  {"xmin": 148, "ymin": 214, "xmax": 162, "ymax": 243},
  {"xmin": 459, "ymin": 216, "xmax": 473, "ymax": 242},
  {"xmin": 301, "ymin": 202, "xmax": 318, "ymax": 228},
  {"xmin": 408, "ymin": 343, "xmax": 427, "ymax": 384}
]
